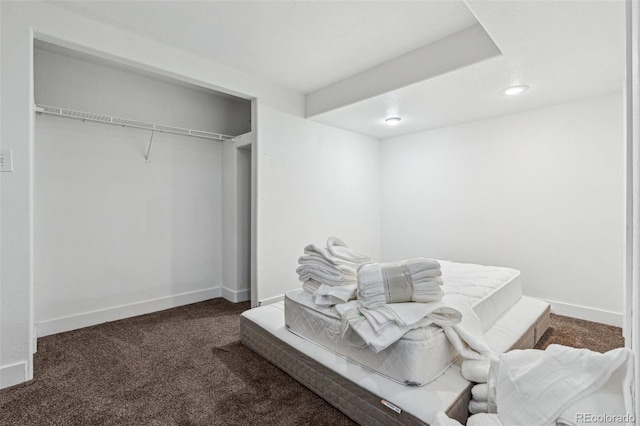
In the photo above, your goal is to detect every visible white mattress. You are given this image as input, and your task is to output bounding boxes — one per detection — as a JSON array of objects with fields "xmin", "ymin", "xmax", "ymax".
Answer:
[
  {"xmin": 284, "ymin": 260, "xmax": 522, "ymax": 386},
  {"xmin": 244, "ymin": 296, "xmax": 549, "ymax": 424}
]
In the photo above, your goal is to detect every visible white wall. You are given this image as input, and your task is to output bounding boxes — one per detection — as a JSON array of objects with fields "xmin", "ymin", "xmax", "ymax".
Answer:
[
  {"xmin": 255, "ymin": 105, "xmax": 382, "ymax": 304},
  {"xmin": 0, "ymin": 1, "xmax": 383, "ymax": 388},
  {"xmin": 33, "ymin": 47, "xmax": 253, "ymax": 335},
  {"xmin": 221, "ymin": 138, "xmax": 252, "ymax": 304},
  {"xmin": 236, "ymin": 146, "xmax": 252, "ymax": 299},
  {"xmin": 34, "ymin": 47, "xmax": 251, "ymax": 136},
  {"xmin": 381, "ymin": 93, "xmax": 625, "ymax": 325},
  {"xmin": 34, "ymin": 117, "xmax": 224, "ymax": 335},
  {"xmin": 1, "ymin": 0, "xmax": 299, "ymax": 388}
]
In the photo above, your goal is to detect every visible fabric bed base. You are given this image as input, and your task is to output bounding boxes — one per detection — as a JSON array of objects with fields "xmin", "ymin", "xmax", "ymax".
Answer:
[
  {"xmin": 241, "ymin": 315, "xmax": 433, "ymax": 426},
  {"xmin": 240, "ymin": 296, "xmax": 550, "ymax": 425}
]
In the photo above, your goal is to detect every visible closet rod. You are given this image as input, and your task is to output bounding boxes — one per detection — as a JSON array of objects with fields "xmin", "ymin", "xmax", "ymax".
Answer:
[{"xmin": 34, "ymin": 104, "xmax": 235, "ymax": 142}]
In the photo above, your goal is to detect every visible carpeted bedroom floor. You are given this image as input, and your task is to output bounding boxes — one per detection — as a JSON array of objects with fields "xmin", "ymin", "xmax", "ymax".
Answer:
[{"xmin": 0, "ymin": 299, "xmax": 624, "ymax": 425}]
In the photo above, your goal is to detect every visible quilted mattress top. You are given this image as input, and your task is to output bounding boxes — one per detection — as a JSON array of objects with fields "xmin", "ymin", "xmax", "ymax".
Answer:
[{"xmin": 290, "ymin": 260, "xmax": 521, "ymax": 333}]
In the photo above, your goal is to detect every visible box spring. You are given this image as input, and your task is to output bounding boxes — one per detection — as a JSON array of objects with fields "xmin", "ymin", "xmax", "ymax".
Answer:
[{"xmin": 241, "ymin": 297, "xmax": 550, "ymax": 425}]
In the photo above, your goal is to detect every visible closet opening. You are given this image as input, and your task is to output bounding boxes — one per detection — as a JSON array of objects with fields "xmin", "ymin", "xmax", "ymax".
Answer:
[{"xmin": 33, "ymin": 39, "xmax": 254, "ymax": 338}]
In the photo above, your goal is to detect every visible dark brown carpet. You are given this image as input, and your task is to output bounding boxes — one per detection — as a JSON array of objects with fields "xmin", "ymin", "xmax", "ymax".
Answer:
[
  {"xmin": 0, "ymin": 300, "xmax": 624, "ymax": 425},
  {"xmin": 534, "ymin": 313, "xmax": 625, "ymax": 353}
]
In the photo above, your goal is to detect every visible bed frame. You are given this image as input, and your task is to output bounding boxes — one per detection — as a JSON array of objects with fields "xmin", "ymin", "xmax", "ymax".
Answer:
[{"xmin": 241, "ymin": 299, "xmax": 550, "ymax": 425}]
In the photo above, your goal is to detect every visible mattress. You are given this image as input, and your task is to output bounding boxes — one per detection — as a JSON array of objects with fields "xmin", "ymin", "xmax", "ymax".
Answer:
[
  {"xmin": 241, "ymin": 296, "xmax": 550, "ymax": 425},
  {"xmin": 284, "ymin": 260, "xmax": 522, "ymax": 386}
]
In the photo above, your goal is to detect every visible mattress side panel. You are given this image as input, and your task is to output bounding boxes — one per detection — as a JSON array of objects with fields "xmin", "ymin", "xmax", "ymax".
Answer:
[{"xmin": 285, "ymin": 290, "xmax": 456, "ymax": 386}]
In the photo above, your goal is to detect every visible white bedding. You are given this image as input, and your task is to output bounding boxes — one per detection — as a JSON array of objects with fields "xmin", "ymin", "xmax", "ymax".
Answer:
[{"xmin": 285, "ymin": 260, "xmax": 523, "ymax": 386}]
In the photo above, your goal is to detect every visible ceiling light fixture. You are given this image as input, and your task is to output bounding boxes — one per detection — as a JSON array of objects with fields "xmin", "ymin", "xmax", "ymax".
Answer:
[
  {"xmin": 501, "ymin": 85, "xmax": 529, "ymax": 96},
  {"xmin": 385, "ymin": 117, "xmax": 402, "ymax": 126}
]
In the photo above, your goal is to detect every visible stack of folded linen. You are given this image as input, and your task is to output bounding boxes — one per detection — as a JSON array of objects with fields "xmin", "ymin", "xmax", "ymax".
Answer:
[
  {"xmin": 297, "ymin": 237, "xmax": 371, "ymax": 306},
  {"xmin": 357, "ymin": 258, "xmax": 443, "ymax": 309}
]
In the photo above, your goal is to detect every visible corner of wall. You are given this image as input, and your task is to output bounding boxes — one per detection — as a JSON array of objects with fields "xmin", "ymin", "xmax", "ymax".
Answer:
[
  {"xmin": 221, "ymin": 286, "xmax": 250, "ymax": 303},
  {"xmin": 0, "ymin": 362, "xmax": 28, "ymax": 390}
]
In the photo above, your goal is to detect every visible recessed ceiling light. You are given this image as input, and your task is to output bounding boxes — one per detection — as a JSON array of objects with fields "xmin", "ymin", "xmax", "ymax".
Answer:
[
  {"xmin": 385, "ymin": 117, "xmax": 402, "ymax": 126},
  {"xmin": 501, "ymin": 85, "xmax": 529, "ymax": 96}
]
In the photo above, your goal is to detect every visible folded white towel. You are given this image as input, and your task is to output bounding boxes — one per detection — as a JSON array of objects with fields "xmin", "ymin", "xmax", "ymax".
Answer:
[
  {"xmin": 296, "ymin": 262, "xmax": 356, "ymax": 278},
  {"xmin": 303, "ymin": 237, "xmax": 371, "ymax": 266},
  {"xmin": 297, "ymin": 270, "xmax": 357, "ymax": 286},
  {"xmin": 461, "ymin": 359, "xmax": 491, "ymax": 383},
  {"xmin": 357, "ymin": 259, "xmax": 443, "ymax": 308},
  {"xmin": 314, "ymin": 283, "xmax": 357, "ymax": 306},
  {"xmin": 471, "ymin": 383, "xmax": 488, "ymax": 402},
  {"xmin": 469, "ymin": 399, "xmax": 488, "ymax": 414},
  {"xmin": 302, "ymin": 279, "xmax": 321, "ymax": 295},
  {"xmin": 298, "ymin": 254, "xmax": 359, "ymax": 275},
  {"xmin": 326, "ymin": 236, "xmax": 372, "ymax": 263},
  {"xmin": 297, "ymin": 264, "xmax": 357, "ymax": 281},
  {"xmin": 297, "ymin": 238, "xmax": 370, "ymax": 289},
  {"xmin": 466, "ymin": 413, "xmax": 503, "ymax": 426}
]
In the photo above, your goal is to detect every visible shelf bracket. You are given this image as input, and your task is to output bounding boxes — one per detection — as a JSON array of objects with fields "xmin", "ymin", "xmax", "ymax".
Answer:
[{"xmin": 145, "ymin": 129, "xmax": 155, "ymax": 163}]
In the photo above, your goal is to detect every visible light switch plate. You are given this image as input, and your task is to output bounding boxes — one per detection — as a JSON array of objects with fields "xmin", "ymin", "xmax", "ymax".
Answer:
[{"xmin": 0, "ymin": 149, "xmax": 14, "ymax": 172}]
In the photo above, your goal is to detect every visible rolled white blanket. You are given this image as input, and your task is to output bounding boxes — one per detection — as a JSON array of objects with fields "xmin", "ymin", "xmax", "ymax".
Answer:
[
  {"xmin": 469, "ymin": 399, "xmax": 488, "ymax": 415},
  {"xmin": 467, "ymin": 413, "xmax": 503, "ymax": 426},
  {"xmin": 461, "ymin": 359, "xmax": 491, "ymax": 383},
  {"xmin": 432, "ymin": 412, "xmax": 463, "ymax": 426},
  {"xmin": 357, "ymin": 258, "xmax": 443, "ymax": 308},
  {"xmin": 471, "ymin": 383, "xmax": 488, "ymax": 402}
]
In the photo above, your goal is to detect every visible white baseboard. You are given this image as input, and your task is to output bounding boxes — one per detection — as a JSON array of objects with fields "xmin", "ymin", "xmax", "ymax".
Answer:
[
  {"xmin": 0, "ymin": 361, "xmax": 28, "ymax": 390},
  {"xmin": 36, "ymin": 287, "xmax": 222, "ymax": 337},
  {"xmin": 258, "ymin": 294, "xmax": 284, "ymax": 306},
  {"xmin": 222, "ymin": 287, "xmax": 250, "ymax": 303},
  {"xmin": 544, "ymin": 298, "xmax": 623, "ymax": 327}
]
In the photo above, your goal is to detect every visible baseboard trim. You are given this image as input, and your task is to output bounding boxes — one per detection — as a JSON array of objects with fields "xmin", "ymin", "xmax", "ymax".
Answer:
[
  {"xmin": 0, "ymin": 361, "xmax": 28, "ymax": 390},
  {"xmin": 222, "ymin": 287, "xmax": 250, "ymax": 303},
  {"xmin": 544, "ymin": 298, "xmax": 623, "ymax": 327},
  {"xmin": 258, "ymin": 294, "xmax": 284, "ymax": 306},
  {"xmin": 36, "ymin": 287, "xmax": 222, "ymax": 337}
]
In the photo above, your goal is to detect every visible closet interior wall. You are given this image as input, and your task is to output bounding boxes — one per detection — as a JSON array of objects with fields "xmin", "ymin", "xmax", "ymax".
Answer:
[{"xmin": 33, "ymin": 43, "xmax": 252, "ymax": 336}]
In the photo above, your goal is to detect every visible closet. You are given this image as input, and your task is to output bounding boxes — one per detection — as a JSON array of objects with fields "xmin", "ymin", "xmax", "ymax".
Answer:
[{"xmin": 33, "ymin": 40, "xmax": 253, "ymax": 337}]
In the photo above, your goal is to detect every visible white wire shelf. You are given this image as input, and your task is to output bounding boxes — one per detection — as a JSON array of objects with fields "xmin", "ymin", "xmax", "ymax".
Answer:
[{"xmin": 35, "ymin": 104, "xmax": 235, "ymax": 142}]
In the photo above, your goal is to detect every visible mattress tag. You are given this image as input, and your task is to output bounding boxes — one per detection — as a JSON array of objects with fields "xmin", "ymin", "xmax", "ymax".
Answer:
[{"xmin": 380, "ymin": 399, "xmax": 402, "ymax": 414}]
